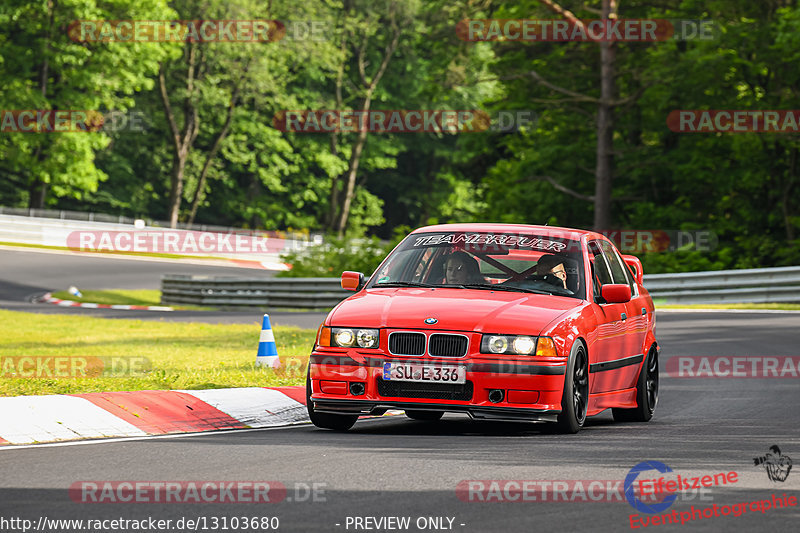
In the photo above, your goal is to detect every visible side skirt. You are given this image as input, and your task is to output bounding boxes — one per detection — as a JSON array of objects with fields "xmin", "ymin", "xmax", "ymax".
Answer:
[{"xmin": 587, "ymin": 387, "xmax": 637, "ymax": 416}]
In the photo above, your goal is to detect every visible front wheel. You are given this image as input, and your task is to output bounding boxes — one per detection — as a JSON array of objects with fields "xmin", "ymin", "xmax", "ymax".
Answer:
[
  {"xmin": 612, "ymin": 347, "xmax": 658, "ymax": 423},
  {"xmin": 555, "ymin": 341, "xmax": 589, "ymax": 434},
  {"xmin": 306, "ymin": 372, "xmax": 358, "ymax": 431}
]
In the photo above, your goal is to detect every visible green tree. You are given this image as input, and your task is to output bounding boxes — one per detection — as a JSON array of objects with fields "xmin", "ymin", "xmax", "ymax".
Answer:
[{"xmin": 0, "ymin": 0, "xmax": 174, "ymax": 208}]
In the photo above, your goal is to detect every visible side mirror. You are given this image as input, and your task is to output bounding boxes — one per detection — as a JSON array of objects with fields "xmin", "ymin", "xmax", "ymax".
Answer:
[
  {"xmin": 621, "ymin": 255, "xmax": 644, "ymax": 285},
  {"xmin": 601, "ymin": 284, "xmax": 632, "ymax": 304},
  {"xmin": 341, "ymin": 271, "xmax": 365, "ymax": 292}
]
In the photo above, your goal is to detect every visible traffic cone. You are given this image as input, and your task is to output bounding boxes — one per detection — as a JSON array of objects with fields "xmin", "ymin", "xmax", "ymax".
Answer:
[{"xmin": 256, "ymin": 314, "xmax": 281, "ymax": 368}]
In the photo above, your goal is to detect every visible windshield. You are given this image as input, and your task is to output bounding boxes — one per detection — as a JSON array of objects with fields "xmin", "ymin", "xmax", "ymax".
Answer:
[{"xmin": 367, "ymin": 231, "xmax": 586, "ymax": 300}]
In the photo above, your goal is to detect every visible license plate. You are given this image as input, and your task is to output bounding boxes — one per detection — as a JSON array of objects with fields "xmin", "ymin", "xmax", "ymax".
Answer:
[{"xmin": 382, "ymin": 362, "xmax": 466, "ymax": 384}]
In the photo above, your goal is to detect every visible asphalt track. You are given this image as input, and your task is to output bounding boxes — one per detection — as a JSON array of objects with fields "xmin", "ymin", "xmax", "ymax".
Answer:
[
  {"xmin": 1, "ymin": 249, "xmax": 799, "ymax": 532},
  {"xmin": 0, "ymin": 248, "xmax": 325, "ymax": 329}
]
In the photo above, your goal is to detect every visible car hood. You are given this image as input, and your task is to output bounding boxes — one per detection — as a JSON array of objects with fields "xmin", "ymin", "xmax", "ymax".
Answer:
[{"xmin": 328, "ymin": 287, "xmax": 582, "ymax": 335}]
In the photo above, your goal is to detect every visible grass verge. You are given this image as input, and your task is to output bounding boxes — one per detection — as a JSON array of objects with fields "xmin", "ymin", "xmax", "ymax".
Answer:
[
  {"xmin": 0, "ymin": 241, "xmax": 251, "ymax": 263},
  {"xmin": 48, "ymin": 289, "xmax": 213, "ymax": 311},
  {"xmin": 50, "ymin": 289, "xmax": 162, "ymax": 306},
  {"xmin": 655, "ymin": 302, "xmax": 800, "ymax": 310},
  {"xmin": 0, "ymin": 309, "xmax": 315, "ymax": 396}
]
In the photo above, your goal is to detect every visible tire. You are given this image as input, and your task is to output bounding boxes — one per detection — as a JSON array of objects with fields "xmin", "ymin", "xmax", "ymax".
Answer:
[
  {"xmin": 612, "ymin": 347, "xmax": 658, "ymax": 423},
  {"xmin": 405, "ymin": 410, "xmax": 444, "ymax": 421},
  {"xmin": 555, "ymin": 341, "xmax": 589, "ymax": 434},
  {"xmin": 306, "ymin": 372, "xmax": 358, "ymax": 431}
]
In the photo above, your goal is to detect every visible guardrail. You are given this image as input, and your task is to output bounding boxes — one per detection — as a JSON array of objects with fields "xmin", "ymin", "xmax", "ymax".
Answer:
[
  {"xmin": 161, "ymin": 266, "xmax": 800, "ymax": 309},
  {"xmin": 161, "ymin": 275, "xmax": 347, "ymax": 309},
  {"xmin": 643, "ymin": 265, "xmax": 800, "ymax": 304},
  {"xmin": 0, "ymin": 206, "xmax": 321, "ymax": 238},
  {"xmin": 0, "ymin": 213, "xmax": 317, "ymax": 270}
]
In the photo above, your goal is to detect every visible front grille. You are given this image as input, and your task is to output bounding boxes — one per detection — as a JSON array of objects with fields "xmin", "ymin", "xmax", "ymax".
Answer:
[
  {"xmin": 389, "ymin": 332, "xmax": 425, "ymax": 356},
  {"xmin": 377, "ymin": 378, "xmax": 474, "ymax": 401},
  {"xmin": 428, "ymin": 334, "xmax": 468, "ymax": 357}
]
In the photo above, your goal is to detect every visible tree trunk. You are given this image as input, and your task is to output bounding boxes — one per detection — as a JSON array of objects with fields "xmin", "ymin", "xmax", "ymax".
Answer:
[
  {"xmin": 782, "ymin": 145, "xmax": 797, "ymax": 241},
  {"xmin": 186, "ymin": 66, "xmax": 247, "ymax": 227},
  {"xmin": 28, "ymin": 0, "xmax": 55, "ymax": 209},
  {"xmin": 329, "ymin": 6, "xmax": 400, "ymax": 236},
  {"xmin": 28, "ymin": 179, "xmax": 48, "ymax": 209},
  {"xmin": 593, "ymin": 0, "xmax": 616, "ymax": 231},
  {"xmin": 168, "ymin": 151, "xmax": 188, "ymax": 228},
  {"xmin": 334, "ymin": 94, "xmax": 372, "ymax": 236},
  {"xmin": 159, "ymin": 44, "xmax": 200, "ymax": 228},
  {"xmin": 537, "ymin": 0, "xmax": 618, "ymax": 230},
  {"xmin": 326, "ymin": 32, "xmax": 349, "ymax": 231}
]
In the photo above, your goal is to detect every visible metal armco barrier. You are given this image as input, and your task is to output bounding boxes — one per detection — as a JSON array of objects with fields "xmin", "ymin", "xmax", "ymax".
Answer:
[
  {"xmin": 644, "ymin": 266, "xmax": 800, "ymax": 304},
  {"xmin": 161, "ymin": 266, "xmax": 800, "ymax": 309},
  {"xmin": 161, "ymin": 275, "xmax": 348, "ymax": 309}
]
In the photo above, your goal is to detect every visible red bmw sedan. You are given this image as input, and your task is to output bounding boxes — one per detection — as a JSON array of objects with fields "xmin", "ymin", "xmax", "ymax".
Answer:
[{"xmin": 306, "ymin": 223, "xmax": 659, "ymax": 433}]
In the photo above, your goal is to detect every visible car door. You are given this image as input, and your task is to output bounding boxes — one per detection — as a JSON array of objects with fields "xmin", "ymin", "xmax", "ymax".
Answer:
[
  {"xmin": 595, "ymin": 240, "xmax": 643, "ymax": 391},
  {"xmin": 586, "ymin": 240, "xmax": 630, "ymax": 393},
  {"xmin": 602, "ymin": 241, "xmax": 649, "ymax": 364}
]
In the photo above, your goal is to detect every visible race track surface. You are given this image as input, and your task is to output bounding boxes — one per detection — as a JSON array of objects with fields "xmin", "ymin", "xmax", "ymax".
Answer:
[
  {"xmin": 0, "ymin": 248, "xmax": 326, "ymax": 329},
  {"xmin": 2, "ymin": 311, "xmax": 798, "ymax": 532},
  {"xmin": 1, "ymin": 248, "xmax": 798, "ymax": 532}
]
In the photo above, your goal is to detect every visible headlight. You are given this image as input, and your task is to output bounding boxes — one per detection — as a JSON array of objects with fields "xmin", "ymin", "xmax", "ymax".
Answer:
[
  {"xmin": 486, "ymin": 335, "xmax": 508, "ymax": 354},
  {"xmin": 513, "ymin": 336, "xmax": 536, "ymax": 355},
  {"xmin": 319, "ymin": 327, "xmax": 380, "ymax": 349},
  {"xmin": 335, "ymin": 329, "xmax": 355, "ymax": 347},
  {"xmin": 356, "ymin": 329, "xmax": 379, "ymax": 348},
  {"xmin": 481, "ymin": 334, "xmax": 553, "ymax": 356}
]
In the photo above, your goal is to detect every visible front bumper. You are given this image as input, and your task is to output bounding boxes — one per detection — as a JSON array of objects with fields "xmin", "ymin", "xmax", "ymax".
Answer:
[
  {"xmin": 309, "ymin": 349, "xmax": 567, "ymax": 422},
  {"xmin": 312, "ymin": 398, "xmax": 560, "ymax": 423}
]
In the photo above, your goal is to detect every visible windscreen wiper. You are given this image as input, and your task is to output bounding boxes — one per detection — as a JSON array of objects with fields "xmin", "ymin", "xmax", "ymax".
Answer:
[
  {"xmin": 460, "ymin": 283, "xmax": 553, "ymax": 295},
  {"xmin": 373, "ymin": 281, "xmax": 440, "ymax": 288}
]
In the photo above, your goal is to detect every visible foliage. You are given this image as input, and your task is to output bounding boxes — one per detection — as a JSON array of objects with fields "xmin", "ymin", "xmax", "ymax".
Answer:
[
  {"xmin": 0, "ymin": 0, "xmax": 175, "ymax": 206},
  {"xmin": 278, "ymin": 233, "xmax": 396, "ymax": 278},
  {"xmin": 1, "ymin": 0, "xmax": 799, "ymax": 272}
]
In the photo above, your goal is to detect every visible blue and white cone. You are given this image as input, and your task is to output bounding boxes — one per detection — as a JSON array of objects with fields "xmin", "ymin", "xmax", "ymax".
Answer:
[
  {"xmin": 68, "ymin": 285, "xmax": 83, "ymax": 298},
  {"xmin": 256, "ymin": 314, "xmax": 281, "ymax": 368}
]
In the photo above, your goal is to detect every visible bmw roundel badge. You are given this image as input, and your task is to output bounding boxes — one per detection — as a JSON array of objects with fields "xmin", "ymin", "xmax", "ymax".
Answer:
[{"xmin": 424, "ymin": 317, "xmax": 438, "ymax": 325}]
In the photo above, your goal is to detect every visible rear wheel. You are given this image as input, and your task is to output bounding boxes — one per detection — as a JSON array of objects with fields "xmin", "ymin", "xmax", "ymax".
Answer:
[
  {"xmin": 405, "ymin": 410, "xmax": 444, "ymax": 421},
  {"xmin": 306, "ymin": 372, "xmax": 358, "ymax": 431},
  {"xmin": 555, "ymin": 342, "xmax": 589, "ymax": 434},
  {"xmin": 612, "ymin": 347, "xmax": 658, "ymax": 422}
]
